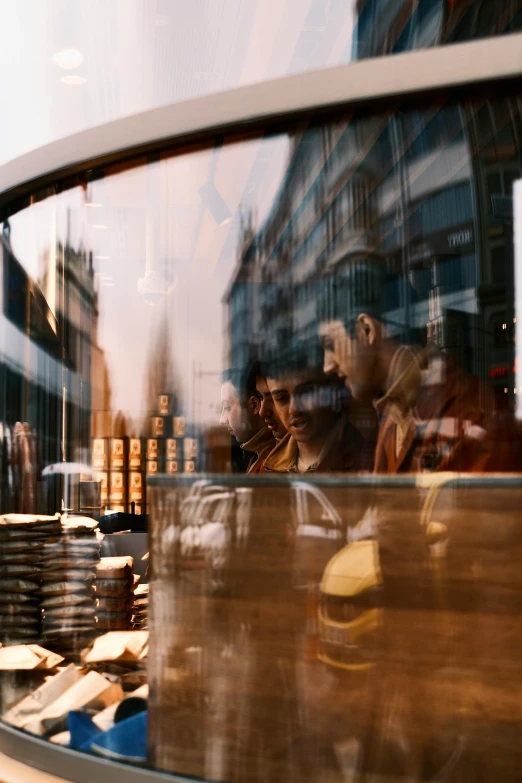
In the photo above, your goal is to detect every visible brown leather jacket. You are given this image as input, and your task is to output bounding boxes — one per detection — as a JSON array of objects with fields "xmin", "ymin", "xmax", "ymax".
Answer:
[
  {"xmin": 242, "ymin": 425, "xmax": 278, "ymax": 473},
  {"xmin": 263, "ymin": 414, "xmax": 375, "ymax": 473},
  {"xmin": 373, "ymin": 345, "xmax": 517, "ymax": 473}
]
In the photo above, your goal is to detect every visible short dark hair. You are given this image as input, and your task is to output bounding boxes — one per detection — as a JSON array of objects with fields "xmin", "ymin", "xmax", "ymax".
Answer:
[
  {"xmin": 264, "ymin": 340, "xmax": 324, "ymax": 382},
  {"xmin": 265, "ymin": 339, "xmax": 347, "ymax": 412},
  {"xmin": 222, "ymin": 360, "xmax": 260, "ymax": 407},
  {"xmin": 318, "ymin": 261, "xmax": 421, "ymax": 344},
  {"xmin": 318, "ymin": 261, "xmax": 386, "ymax": 335}
]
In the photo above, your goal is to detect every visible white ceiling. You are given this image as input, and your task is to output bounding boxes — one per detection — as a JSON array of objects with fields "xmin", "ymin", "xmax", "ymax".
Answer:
[{"xmin": 0, "ymin": 0, "xmax": 356, "ymax": 167}]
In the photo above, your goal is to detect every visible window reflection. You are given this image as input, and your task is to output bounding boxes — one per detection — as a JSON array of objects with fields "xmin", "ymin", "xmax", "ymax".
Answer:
[
  {"xmin": 2, "ymin": 86, "xmax": 522, "ymax": 780},
  {"xmin": 0, "ymin": 93, "xmax": 521, "ymax": 514}
]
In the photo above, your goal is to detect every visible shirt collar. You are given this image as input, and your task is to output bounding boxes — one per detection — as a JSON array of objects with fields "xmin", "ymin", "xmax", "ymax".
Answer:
[
  {"xmin": 263, "ymin": 414, "xmax": 347, "ymax": 473},
  {"xmin": 374, "ymin": 344, "xmax": 438, "ymax": 418},
  {"xmin": 241, "ymin": 424, "xmax": 276, "ymax": 456}
]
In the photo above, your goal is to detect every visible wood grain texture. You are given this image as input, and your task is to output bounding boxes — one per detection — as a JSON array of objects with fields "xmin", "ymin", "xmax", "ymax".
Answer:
[{"xmin": 148, "ymin": 481, "xmax": 522, "ymax": 782}]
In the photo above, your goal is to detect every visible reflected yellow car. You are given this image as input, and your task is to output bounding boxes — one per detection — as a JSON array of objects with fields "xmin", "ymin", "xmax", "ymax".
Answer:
[{"xmin": 318, "ymin": 540, "xmax": 383, "ymax": 671}]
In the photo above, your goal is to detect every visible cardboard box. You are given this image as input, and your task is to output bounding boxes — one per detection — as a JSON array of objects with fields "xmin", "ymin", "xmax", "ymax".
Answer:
[
  {"xmin": 24, "ymin": 671, "xmax": 122, "ymax": 736},
  {"xmin": 159, "ymin": 395, "xmax": 171, "ymax": 416},
  {"xmin": 166, "ymin": 461, "xmax": 178, "ymax": 474},
  {"xmin": 84, "ymin": 631, "xmax": 149, "ymax": 664},
  {"xmin": 0, "ymin": 645, "xmax": 64, "ymax": 671},
  {"xmin": 92, "ymin": 438, "xmax": 108, "ymax": 470},
  {"xmin": 110, "ymin": 471, "xmax": 126, "ymax": 503},
  {"xmin": 97, "ymin": 471, "xmax": 109, "ymax": 502},
  {"xmin": 129, "ymin": 438, "xmax": 144, "ymax": 469},
  {"xmin": 173, "ymin": 417, "xmax": 186, "ymax": 438},
  {"xmin": 3, "ymin": 664, "xmax": 82, "ymax": 729},
  {"xmin": 151, "ymin": 417, "xmax": 165, "ymax": 437},
  {"xmin": 166, "ymin": 438, "xmax": 177, "ymax": 460},
  {"xmin": 184, "ymin": 460, "xmax": 196, "ymax": 474},
  {"xmin": 129, "ymin": 471, "xmax": 144, "ymax": 502},
  {"xmin": 147, "ymin": 439, "xmax": 159, "ymax": 461},
  {"xmin": 184, "ymin": 438, "xmax": 198, "ymax": 459},
  {"xmin": 110, "ymin": 438, "xmax": 126, "ymax": 469}
]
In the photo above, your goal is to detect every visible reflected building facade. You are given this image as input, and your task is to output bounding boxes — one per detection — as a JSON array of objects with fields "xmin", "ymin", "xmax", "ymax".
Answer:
[
  {"xmin": 0, "ymin": 222, "xmax": 100, "ymax": 511},
  {"xmin": 224, "ymin": 5, "xmax": 522, "ymax": 412},
  {"xmin": 353, "ymin": 0, "xmax": 522, "ymax": 58}
]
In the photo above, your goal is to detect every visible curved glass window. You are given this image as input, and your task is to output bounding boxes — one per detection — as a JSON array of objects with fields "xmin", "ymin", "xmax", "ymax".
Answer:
[
  {"xmin": 1, "ymin": 1, "xmax": 522, "ymax": 166},
  {"xmin": 1, "ymin": 82, "xmax": 522, "ymax": 782}
]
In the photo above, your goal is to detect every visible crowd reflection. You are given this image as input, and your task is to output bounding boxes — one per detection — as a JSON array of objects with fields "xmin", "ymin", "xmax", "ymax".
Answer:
[{"xmin": 220, "ymin": 260, "xmax": 521, "ymax": 477}]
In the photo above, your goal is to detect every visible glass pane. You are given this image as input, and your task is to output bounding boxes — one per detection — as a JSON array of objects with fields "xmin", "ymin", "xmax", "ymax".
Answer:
[
  {"xmin": 2, "ymin": 87, "xmax": 522, "ymax": 780},
  {"xmin": 2, "ymin": 1, "xmax": 522, "ymax": 166}
]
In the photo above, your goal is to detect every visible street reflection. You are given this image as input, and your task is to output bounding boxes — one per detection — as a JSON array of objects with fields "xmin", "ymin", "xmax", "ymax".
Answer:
[{"xmin": 150, "ymin": 476, "xmax": 522, "ymax": 781}]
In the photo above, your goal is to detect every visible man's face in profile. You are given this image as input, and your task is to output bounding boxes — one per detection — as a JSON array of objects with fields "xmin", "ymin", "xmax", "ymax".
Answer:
[
  {"xmin": 256, "ymin": 375, "xmax": 286, "ymax": 440},
  {"xmin": 320, "ymin": 318, "xmax": 378, "ymax": 403},
  {"xmin": 219, "ymin": 381, "xmax": 254, "ymax": 442}
]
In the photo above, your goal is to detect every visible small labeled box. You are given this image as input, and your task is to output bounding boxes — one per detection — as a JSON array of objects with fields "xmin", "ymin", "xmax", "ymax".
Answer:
[
  {"xmin": 173, "ymin": 417, "xmax": 186, "ymax": 438},
  {"xmin": 129, "ymin": 471, "xmax": 144, "ymax": 500},
  {"xmin": 146, "ymin": 460, "xmax": 159, "ymax": 475},
  {"xmin": 166, "ymin": 438, "xmax": 177, "ymax": 460},
  {"xmin": 184, "ymin": 460, "xmax": 196, "ymax": 474},
  {"xmin": 151, "ymin": 416, "xmax": 165, "ymax": 437},
  {"xmin": 92, "ymin": 438, "xmax": 108, "ymax": 469},
  {"xmin": 147, "ymin": 438, "xmax": 159, "ymax": 461},
  {"xmin": 129, "ymin": 438, "xmax": 144, "ymax": 469},
  {"xmin": 159, "ymin": 394, "xmax": 171, "ymax": 416},
  {"xmin": 109, "ymin": 471, "xmax": 126, "ymax": 502},
  {"xmin": 110, "ymin": 438, "xmax": 126, "ymax": 469},
  {"xmin": 97, "ymin": 471, "xmax": 109, "ymax": 502},
  {"xmin": 184, "ymin": 438, "xmax": 198, "ymax": 459},
  {"xmin": 166, "ymin": 460, "xmax": 178, "ymax": 474}
]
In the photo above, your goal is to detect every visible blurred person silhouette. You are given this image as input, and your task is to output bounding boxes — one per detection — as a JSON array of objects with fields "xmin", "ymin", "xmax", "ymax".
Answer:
[
  {"xmin": 317, "ymin": 262, "xmax": 521, "ymax": 780},
  {"xmin": 263, "ymin": 342, "xmax": 374, "ymax": 473},
  {"xmin": 319, "ymin": 262, "xmax": 512, "ymax": 473},
  {"xmin": 255, "ymin": 362, "xmax": 287, "ymax": 442},
  {"xmin": 220, "ymin": 361, "xmax": 278, "ymax": 473}
]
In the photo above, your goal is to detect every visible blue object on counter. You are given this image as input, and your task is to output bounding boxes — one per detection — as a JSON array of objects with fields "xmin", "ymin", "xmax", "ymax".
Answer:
[
  {"xmin": 68, "ymin": 711, "xmax": 101, "ymax": 750},
  {"xmin": 90, "ymin": 711, "xmax": 147, "ymax": 763}
]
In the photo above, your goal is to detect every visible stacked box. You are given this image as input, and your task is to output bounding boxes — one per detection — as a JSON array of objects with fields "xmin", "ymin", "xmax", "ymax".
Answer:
[
  {"xmin": 94, "ymin": 556, "xmax": 134, "ymax": 631},
  {"xmin": 165, "ymin": 438, "xmax": 179, "ymax": 475},
  {"xmin": 96, "ymin": 471, "xmax": 109, "ymax": 508},
  {"xmin": 131, "ymin": 583, "xmax": 148, "ymax": 630},
  {"xmin": 151, "ymin": 416, "xmax": 166, "ymax": 437},
  {"xmin": 0, "ymin": 514, "xmax": 61, "ymax": 645},
  {"xmin": 127, "ymin": 438, "xmax": 145, "ymax": 514},
  {"xmin": 109, "ymin": 471, "xmax": 127, "ymax": 514},
  {"xmin": 39, "ymin": 516, "xmax": 100, "ymax": 654},
  {"xmin": 159, "ymin": 394, "xmax": 172, "ymax": 416},
  {"xmin": 128, "ymin": 471, "xmax": 145, "ymax": 515},
  {"xmin": 173, "ymin": 417, "xmax": 186, "ymax": 438},
  {"xmin": 92, "ymin": 438, "xmax": 108, "ymax": 471},
  {"xmin": 184, "ymin": 437, "xmax": 198, "ymax": 473},
  {"xmin": 128, "ymin": 438, "xmax": 145, "ymax": 470},
  {"xmin": 109, "ymin": 438, "xmax": 126, "ymax": 470},
  {"xmin": 146, "ymin": 437, "xmax": 165, "ymax": 478}
]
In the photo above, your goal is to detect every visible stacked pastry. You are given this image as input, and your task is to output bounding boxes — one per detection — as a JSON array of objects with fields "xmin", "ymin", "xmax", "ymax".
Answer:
[
  {"xmin": 131, "ymin": 583, "xmax": 149, "ymax": 631},
  {"xmin": 0, "ymin": 514, "xmax": 61, "ymax": 645},
  {"xmin": 39, "ymin": 517, "xmax": 100, "ymax": 653},
  {"xmin": 94, "ymin": 557, "xmax": 134, "ymax": 632}
]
